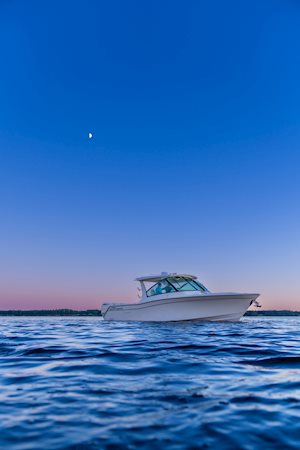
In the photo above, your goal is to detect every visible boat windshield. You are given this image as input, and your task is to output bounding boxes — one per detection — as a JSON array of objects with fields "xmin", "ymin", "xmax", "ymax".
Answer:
[
  {"xmin": 146, "ymin": 279, "xmax": 176, "ymax": 297},
  {"xmin": 146, "ymin": 277, "xmax": 206, "ymax": 297}
]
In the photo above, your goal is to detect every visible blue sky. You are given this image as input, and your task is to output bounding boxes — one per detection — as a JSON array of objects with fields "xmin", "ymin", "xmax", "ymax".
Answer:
[{"xmin": 0, "ymin": 0, "xmax": 300, "ymax": 309}]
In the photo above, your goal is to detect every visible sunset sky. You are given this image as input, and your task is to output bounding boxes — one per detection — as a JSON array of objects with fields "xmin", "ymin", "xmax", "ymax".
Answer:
[{"xmin": 1, "ymin": 0, "xmax": 300, "ymax": 310}]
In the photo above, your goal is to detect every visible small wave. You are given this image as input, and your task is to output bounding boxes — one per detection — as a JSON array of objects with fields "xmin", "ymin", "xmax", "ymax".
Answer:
[
  {"xmin": 240, "ymin": 355, "xmax": 300, "ymax": 368},
  {"xmin": 16, "ymin": 347, "xmax": 66, "ymax": 357}
]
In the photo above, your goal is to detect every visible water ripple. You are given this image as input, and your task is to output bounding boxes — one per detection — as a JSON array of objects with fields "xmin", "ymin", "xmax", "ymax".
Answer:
[{"xmin": 0, "ymin": 317, "xmax": 300, "ymax": 449}]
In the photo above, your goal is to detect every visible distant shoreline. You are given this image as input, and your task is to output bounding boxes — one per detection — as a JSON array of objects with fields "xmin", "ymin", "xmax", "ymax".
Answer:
[
  {"xmin": 0, "ymin": 309, "xmax": 299, "ymax": 316},
  {"xmin": 245, "ymin": 310, "xmax": 300, "ymax": 316},
  {"xmin": 0, "ymin": 309, "xmax": 102, "ymax": 316}
]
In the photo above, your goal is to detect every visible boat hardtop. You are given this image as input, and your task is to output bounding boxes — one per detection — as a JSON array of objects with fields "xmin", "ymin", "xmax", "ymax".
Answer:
[{"xmin": 135, "ymin": 273, "xmax": 198, "ymax": 282}]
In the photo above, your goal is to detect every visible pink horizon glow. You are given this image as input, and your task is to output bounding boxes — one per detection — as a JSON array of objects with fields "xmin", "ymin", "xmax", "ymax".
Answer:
[{"xmin": 0, "ymin": 289, "xmax": 299, "ymax": 311}]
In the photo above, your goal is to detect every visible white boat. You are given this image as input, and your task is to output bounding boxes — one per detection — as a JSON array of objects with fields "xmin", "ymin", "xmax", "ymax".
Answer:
[{"xmin": 101, "ymin": 273, "xmax": 260, "ymax": 322}]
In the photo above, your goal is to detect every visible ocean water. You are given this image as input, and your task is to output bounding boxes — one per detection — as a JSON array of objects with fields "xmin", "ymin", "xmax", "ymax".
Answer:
[{"xmin": 0, "ymin": 317, "xmax": 300, "ymax": 450}]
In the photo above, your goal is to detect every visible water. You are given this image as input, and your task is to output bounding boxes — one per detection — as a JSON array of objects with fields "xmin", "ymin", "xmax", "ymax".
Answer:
[{"xmin": 0, "ymin": 317, "xmax": 300, "ymax": 449}]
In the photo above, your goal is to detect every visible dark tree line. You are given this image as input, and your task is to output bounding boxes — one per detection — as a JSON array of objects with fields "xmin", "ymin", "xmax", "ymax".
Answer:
[{"xmin": 0, "ymin": 309, "xmax": 102, "ymax": 316}]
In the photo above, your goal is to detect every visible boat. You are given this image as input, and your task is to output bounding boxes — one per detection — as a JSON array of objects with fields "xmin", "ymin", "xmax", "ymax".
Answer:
[{"xmin": 101, "ymin": 273, "xmax": 260, "ymax": 322}]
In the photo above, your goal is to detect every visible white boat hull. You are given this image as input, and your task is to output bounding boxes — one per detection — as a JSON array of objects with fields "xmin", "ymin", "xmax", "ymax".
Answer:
[{"xmin": 101, "ymin": 293, "xmax": 259, "ymax": 322}]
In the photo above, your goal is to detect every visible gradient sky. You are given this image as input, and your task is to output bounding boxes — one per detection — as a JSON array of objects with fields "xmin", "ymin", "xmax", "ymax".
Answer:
[{"xmin": 1, "ymin": 0, "xmax": 300, "ymax": 310}]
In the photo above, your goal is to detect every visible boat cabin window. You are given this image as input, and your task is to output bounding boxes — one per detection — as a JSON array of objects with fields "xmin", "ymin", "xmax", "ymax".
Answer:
[
  {"xmin": 146, "ymin": 279, "xmax": 176, "ymax": 297},
  {"xmin": 146, "ymin": 277, "xmax": 206, "ymax": 297},
  {"xmin": 167, "ymin": 277, "xmax": 206, "ymax": 292}
]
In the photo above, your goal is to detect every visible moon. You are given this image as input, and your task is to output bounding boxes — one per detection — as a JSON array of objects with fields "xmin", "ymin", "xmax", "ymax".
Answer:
[{"xmin": 88, "ymin": 132, "xmax": 93, "ymax": 139}]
